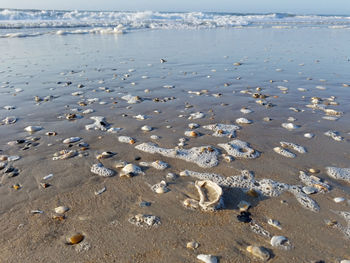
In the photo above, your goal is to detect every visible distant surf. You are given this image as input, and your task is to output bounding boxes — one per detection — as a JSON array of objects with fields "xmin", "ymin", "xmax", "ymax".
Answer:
[{"xmin": 0, "ymin": 8, "xmax": 349, "ymax": 38}]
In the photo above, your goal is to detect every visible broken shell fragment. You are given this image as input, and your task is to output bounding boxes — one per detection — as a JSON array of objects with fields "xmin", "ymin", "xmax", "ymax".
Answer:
[
  {"xmin": 151, "ymin": 180, "xmax": 170, "ymax": 194},
  {"xmin": 268, "ymin": 219, "xmax": 282, "ymax": 230},
  {"xmin": 270, "ymin": 236, "xmax": 292, "ymax": 250},
  {"xmin": 63, "ymin": 137, "xmax": 81, "ymax": 144},
  {"xmin": 55, "ymin": 206, "xmax": 69, "ymax": 214},
  {"xmin": 186, "ymin": 241, "xmax": 200, "ymax": 249},
  {"xmin": 246, "ymin": 245, "xmax": 271, "ymax": 261},
  {"xmin": 24, "ymin": 126, "xmax": 43, "ymax": 132},
  {"xmin": 120, "ymin": 163, "xmax": 144, "ymax": 177}
]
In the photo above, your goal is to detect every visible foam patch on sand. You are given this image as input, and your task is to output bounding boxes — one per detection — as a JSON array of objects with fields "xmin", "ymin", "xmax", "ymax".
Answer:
[
  {"xmin": 218, "ymin": 139, "xmax": 260, "ymax": 159},
  {"xmin": 203, "ymin": 123, "xmax": 240, "ymax": 138},
  {"xmin": 135, "ymin": 142, "xmax": 219, "ymax": 168},
  {"xmin": 180, "ymin": 170, "xmax": 320, "ymax": 212},
  {"xmin": 326, "ymin": 167, "xmax": 350, "ymax": 183}
]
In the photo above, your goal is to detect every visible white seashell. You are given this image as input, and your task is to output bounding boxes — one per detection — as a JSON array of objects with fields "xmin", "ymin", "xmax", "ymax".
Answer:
[
  {"xmin": 340, "ymin": 260, "xmax": 350, "ymax": 263},
  {"xmin": 334, "ymin": 197, "xmax": 345, "ymax": 203},
  {"xmin": 107, "ymin": 127, "xmax": 122, "ymax": 133},
  {"xmin": 4, "ymin": 105, "xmax": 16, "ymax": 110},
  {"xmin": 55, "ymin": 206, "xmax": 69, "ymax": 214},
  {"xmin": 150, "ymin": 135, "xmax": 160, "ymax": 140},
  {"xmin": 2, "ymin": 116, "xmax": 17, "ymax": 125},
  {"xmin": 63, "ymin": 137, "xmax": 81, "ymax": 144},
  {"xmin": 115, "ymin": 160, "xmax": 128, "ymax": 168},
  {"xmin": 304, "ymin": 133, "xmax": 314, "ymax": 139},
  {"xmin": 197, "ymin": 254, "xmax": 217, "ymax": 263},
  {"xmin": 43, "ymin": 174, "xmax": 53, "ymax": 180},
  {"xmin": 7, "ymin": 155, "xmax": 20, "ymax": 161},
  {"xmin": 120, "ymin": 163, "xmax": 144, "ymax": 177},
  {"xmin": 82, "ymin": 109, "xmax": 94, "ymax": 114},
  {"xmin": 118, "ymin": 136, "xmax": 135, "ymax": 144},
  {"xmin": 24, "ymin": 126, "xmax": 43, "ymax": 132},
  {"xmin": 270, "ymin": 235, "xmax": 291, "ymax": 250},
  {"xmin": 186, "ymin": 241, "xmax": 199, "ymax": 249},
  {"xmin": 267, "ymin": 219, "xmax": 282, "ymax": 230},
  {"xmin": 141, "ymin": 125, "xmax": 153, "ymax": 131},
  {"xmin": 195, "ymin": 180, "xmax": 223, "ymax": 211},
  {"xmin": 121, "ymin": 94, "xmax": 142, "ymax": 104},
  {"xmin": 236, "ymin": 117, "xmax": 252, "ymax": 124},
  {"xmin": 287, "ymin": 117, "xmax": 296, "ymax": 122},
  {"xmin": 281, "ymin": 122, "xmax": 299, "ymax": 130}
]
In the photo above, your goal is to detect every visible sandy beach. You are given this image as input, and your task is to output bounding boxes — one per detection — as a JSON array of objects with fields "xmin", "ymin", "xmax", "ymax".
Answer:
[{"xmin": 1, "ymin": 14, "xmax": 350, "ymax": 262}]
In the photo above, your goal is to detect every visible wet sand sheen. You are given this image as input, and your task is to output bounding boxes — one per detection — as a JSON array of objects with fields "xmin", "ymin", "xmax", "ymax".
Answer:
[{"xmin": 0, "ymin": 28, "xmax": 350, "ymax": 262}]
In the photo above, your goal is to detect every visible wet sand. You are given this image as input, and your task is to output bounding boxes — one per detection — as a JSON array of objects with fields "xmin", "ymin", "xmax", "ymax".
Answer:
[{"xmin": 0, "ymin": 28, "xmax": 350, "ymax": 262}]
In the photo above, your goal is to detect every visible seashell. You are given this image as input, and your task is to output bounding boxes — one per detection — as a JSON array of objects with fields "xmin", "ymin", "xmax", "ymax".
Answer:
[
  {"xmin": 281, "ymin": 122, "xmax": 299, "ymax": 130},
  {"xmin": 188, "ymin": 123, "xmax": 199, "ymax": 129},
  {"xmin": 150, "ymin": 135, "xmax": 160, "ymax": 140},
  {"xmin": 31, "ymin": 210, "xmax": 44, "ymax": 214},
  {"xmin": 121, "ymin": 94, "xmax": 142, "ymax": 104},
  {"xmin": 151, "ymin": 180, "xmax": 170, "ymax": 194},
  {"xmin": 267, "ymin": 219, "xmax": 282, "ymax": 230},
  {"xmin": 63, "ymin": 137, "xmax": 81, "ymax": 144},
  {"xmin": 40, "ymin": 182, "xmax": 50, "ymax": 188},
  {"xmin": 2, "ymin": 116, "xmax": 17, "ymax": 125},
  {"xmin": 308, "ymin": 168, "xmax": 320, "ymax": 174},
  {"xmin": 334, "ymin": 197, "xmax": 345, "ymax": 203},
  {"xmin": 91, "ymin": 163, "xmax": 115, "ymax": 177},
  {"xmin": 4, "ymin": 105, "xmax": 16, "ymax": 110},
  {"xmin": 94, "ymin": 187, "xmax": 106, "ymax": 196},
  {"xmin": 118, "ymin": 136, "xmax": 136, "ymax": 144},
  {"xmin": 43, "ymin": 174, "xmax": 54, "ymax": 180},
  {"xmin": 197, "ymin": 254, "xmax": 218, "ymax": 263},
  {"xmin": 45, "ymin": 131, "xmax": 57, "ymax": 136},
  {"xmin": 141, "ymin": 125, "xmax": 153, "ymax": 131},
  {"xmin": 304, "ymin": 133, "xmax": 314, "ymax": 139},
  {"xmin": 270, "ymin": 236, "xmax": 292, "ymax": 250},
  {"xmin": 233, "ymin": 62, "xmax": 242, "ymax": 66},
  {"xmin": 12, "ymin": 183, "xmax": 21, "ymax": 190},
  {"xmin": 302, "ymin": 186, "xmax": 317, "ymax": 195},
  {"xmin": 96, "ymin": 151, "xmax": 115, "ymax": 159},
  {"xmin": 246, "ymin": 245, "xmax": 271, "ymax": 261},
  {"xmin": 7, "ymin": 155, "xmax": 20, "ymax": 161},
  {"xmin": 55, "ymin": 206, "xmax": 69, "ymax": 214},
  {"xmin": 240, "ymin": 108, "xmax": 253, "ymax": 114},
  {"xmin": 185, "ymin": 131, "xmax": 199, "ymax": 137},
  {"xmin": 24, "ymin": 126, "xmax": 43, "ymax": 132},
  {"xmin": 186, "ymin": 241, "xmax": 200, "ymax": 249},
  {"xmin": 263, "ymin": 117, "xmax": 272, "ymax": 122},
  {"xmin": 236, "ymin": 117, "xmax": 252, "ymax": 124},
  {"xmin": 67, "ymin": 233, "xmax": 84, "ymax": 245},
  {"xmin": 195, "ymin": 180, "xmax": 223, "ymax": 211},
  {"xmin": 120, "ymin": 163, "xmax": 144, "ymax": 177},
  {"xmin": 237, "ymin": 200, "xmax": 251, "ymax": 212}
]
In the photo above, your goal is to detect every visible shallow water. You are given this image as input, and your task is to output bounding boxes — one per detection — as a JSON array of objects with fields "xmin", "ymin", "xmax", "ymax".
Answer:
[{"xmin": 0, "ymin": 28, "xmax": 350, "ymax": 262}]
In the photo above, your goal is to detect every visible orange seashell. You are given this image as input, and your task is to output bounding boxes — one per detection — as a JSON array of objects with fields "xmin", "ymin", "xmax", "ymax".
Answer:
[{"xmin": 68, "ymin": 233, "xmax": 84, "ymax": 245}]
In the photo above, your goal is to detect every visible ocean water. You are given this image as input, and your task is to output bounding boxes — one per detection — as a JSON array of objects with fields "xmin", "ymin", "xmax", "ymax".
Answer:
[{"xmin": 0, "ymin": 8, "xmax": 350, "ymax": 38}]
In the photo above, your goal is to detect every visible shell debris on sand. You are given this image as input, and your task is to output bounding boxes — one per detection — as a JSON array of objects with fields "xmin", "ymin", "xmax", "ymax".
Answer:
[
  {"xmin": 128, "ymin": 214, "xmax": 161, "ymax": 228},
  {"xmin": 52, "ymin": 150, "xmax": 77, "ymax": 160},
  {"xmin": 91, "ymin": 163, "xmax": 115, "ymax": 177},
  {"xmin": 118, "ymin": 136, "xmax": 136, "ymax": 144}
]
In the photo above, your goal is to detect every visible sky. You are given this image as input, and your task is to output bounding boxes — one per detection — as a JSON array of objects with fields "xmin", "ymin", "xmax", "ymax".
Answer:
[{"xmin": 1, "ymin": 0, "xmax": 350, "ymax": 15}]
